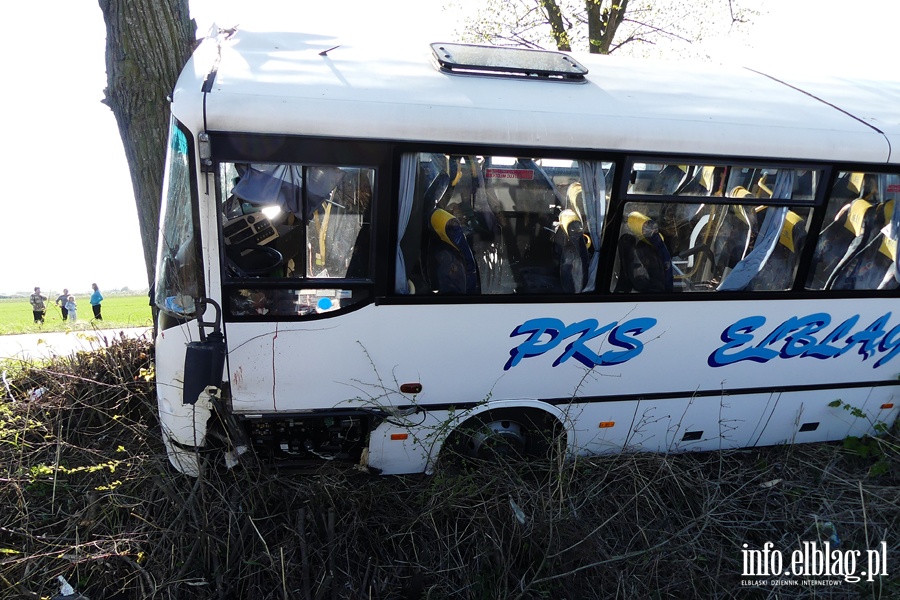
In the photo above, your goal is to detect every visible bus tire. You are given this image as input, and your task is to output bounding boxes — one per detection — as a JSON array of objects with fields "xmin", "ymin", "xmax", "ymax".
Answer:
[{"xmin": 442, "ymin": 408, "xmax": 563, "ymax": 464}]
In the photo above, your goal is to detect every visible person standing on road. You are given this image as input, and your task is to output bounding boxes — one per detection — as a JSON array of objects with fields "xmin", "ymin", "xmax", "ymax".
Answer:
[
  {"xmin": 65, "ymin": 295, "xmax": 78, "ymax": 323},
  {"xmin": 29, "ymin": 287, "xmax": 47, "ymax": 324},
  {"xmin": 90, "ymin": 283, "xmax": 103, "ymax": 321},
  {"xmin": 56, "ymin": 288, "xmax": 70, "ymax": 321}
]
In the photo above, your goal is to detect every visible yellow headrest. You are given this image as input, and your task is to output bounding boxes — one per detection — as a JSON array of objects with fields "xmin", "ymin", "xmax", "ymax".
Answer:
[
  {"xmin": 567, "ymin": 182, "xmax": 583, "ymax": 205},
  {"xmin": 430, "ymin": 208, "xmax": 459, "ymax": 249},
  {"xmin": 878, "ymin": 234, "xmax": 897, "ymax": 261},
  {"xmin": 626, "ymin": 211, "xmax": 658, "ymax": 243},
  {"xmin": 882, "ymin": 199, "xmax": 894, "ymax": 221},
  {"xmin": 847, "ymin": 172, "xmax": 864, "ymax": 196},
  {"xmin": 448, "ymin": 157, "xmax": 463, "ymax": 187},
  {"xmin": 566, "ymin": 183, "xmax": 584, "ymax": 219},
  {"xmin": 729, "ymin": 186, "xmax": 753, "ymax": 199},
  {"xmin": 700, "ymin": 166, "xmax": 716, "ymax": 192},
  {"xmin": 559, "ymin": 209, "xmax": 580, "ymax": 234},
  {"xmin": 844, "ymin": 198, "xmax": 872, "ymax": 236},
  {"xmin": 779, "ymin": 211, "xmax": 804, "ymax": 252}
]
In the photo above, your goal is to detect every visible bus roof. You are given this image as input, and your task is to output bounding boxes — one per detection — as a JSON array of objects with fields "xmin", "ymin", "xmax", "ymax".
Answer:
[{"xmin": 174, "ymin": 28, "xmax": 899, "ymax": 164}]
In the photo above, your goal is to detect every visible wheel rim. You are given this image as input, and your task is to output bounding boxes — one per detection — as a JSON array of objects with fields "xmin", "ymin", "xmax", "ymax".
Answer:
[{"xmin": 465, "ymin": 418, "xmax": 527, "ymax": 459}]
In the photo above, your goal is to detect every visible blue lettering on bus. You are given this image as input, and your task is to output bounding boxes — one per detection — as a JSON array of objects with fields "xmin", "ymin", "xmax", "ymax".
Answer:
[
  {"xmin": 708, "ymin": 312, "xmax": 900, "ymax": 369},
  {"xmin": 505, "ymin": 317, "xmax": 657, "ymax": 371}
]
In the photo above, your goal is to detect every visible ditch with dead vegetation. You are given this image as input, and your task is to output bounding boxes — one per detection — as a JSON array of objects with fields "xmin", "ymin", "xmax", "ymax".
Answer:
[{"xmin": 0, "ymin": 336, "xmax": 897, "ymax": 599}]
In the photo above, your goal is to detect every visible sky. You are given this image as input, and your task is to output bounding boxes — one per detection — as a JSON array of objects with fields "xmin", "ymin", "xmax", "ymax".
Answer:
[{"xmin": 0, "ymin": 0, "xmax": 895, "ymax": 296}]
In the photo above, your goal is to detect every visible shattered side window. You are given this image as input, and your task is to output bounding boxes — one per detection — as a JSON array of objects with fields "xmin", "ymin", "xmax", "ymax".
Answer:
[{"xmin": 155, "ymin": 117, "xmax": 203, "ymax": 317}]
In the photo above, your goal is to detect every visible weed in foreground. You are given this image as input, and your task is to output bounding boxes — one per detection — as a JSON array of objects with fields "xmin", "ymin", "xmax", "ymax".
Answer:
[{"xmin": 0, "ymin": 340, "xmax": 897, "ymax": 599}]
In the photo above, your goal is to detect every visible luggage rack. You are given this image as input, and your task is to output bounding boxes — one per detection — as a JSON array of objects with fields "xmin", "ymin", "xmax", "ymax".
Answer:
[{"xmin": 430, "ymin": 42, "xmax": 588, "ymax": 82}]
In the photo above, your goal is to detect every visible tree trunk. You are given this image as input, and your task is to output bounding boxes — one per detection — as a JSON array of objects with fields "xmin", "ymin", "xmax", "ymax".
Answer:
[
  {"xmin": 587, "ymin": 0, "xmax": 629, "ymax": 54},
  {"xmin": 599, "ymin": 0, "xmax": 628, "ymax": 54},
  {"xmin": 99, "ymin": 0, "xmax": 194, "ymax": 286},
  {"xmin": 586, "ymin": 0, "xmax": 603, "ymax": 53},
  {"xmin": 540, "ymin": 0, "xmax": 571, "ymax": 51}
]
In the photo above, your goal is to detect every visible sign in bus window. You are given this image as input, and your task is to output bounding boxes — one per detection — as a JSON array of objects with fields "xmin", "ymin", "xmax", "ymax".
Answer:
[
  {"xmin": 806, "ymin": 171, "xmax": 900, "ymax": 291},
  {"xmin": 396, "ymin": 153, "xmax": 614, "ymax": 295}
]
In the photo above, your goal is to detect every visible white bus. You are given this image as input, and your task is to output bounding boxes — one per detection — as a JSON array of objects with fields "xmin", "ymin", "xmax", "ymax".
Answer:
[{"xmin": 154, "ymin": 28, "xmax": 900, "ymax": 476}]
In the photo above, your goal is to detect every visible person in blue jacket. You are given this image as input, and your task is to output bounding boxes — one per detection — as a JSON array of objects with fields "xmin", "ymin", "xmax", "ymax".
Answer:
[{"xmin": 89, "ymin": 283, "xmax": 103, "ymax": 321}]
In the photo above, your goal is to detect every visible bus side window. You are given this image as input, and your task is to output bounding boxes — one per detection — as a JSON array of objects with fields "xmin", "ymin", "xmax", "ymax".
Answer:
[
  {"xmin": 221, "ymin": 162, "xmax": 374, "ymax": 318},
  {"xmin": 806, "ymin": 172, "xmax": 900, "ymax": 291},
  {"xmin": 397, "ymin": 153, "xmax": 612, "ymax": 296},
  {"xmin": 615, "ymin": 165, "xmax": 819, "ymax": 293}
]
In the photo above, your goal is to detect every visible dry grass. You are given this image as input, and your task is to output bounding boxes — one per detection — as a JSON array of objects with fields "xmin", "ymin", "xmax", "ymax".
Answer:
[{"xmin": 0, "ymin": 337, "xmax": 897, "ymax": 599}]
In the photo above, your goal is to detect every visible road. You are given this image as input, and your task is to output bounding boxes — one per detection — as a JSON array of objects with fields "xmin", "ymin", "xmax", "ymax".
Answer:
[{"xmin": 0, "ymin": 327, "xmax": 152, "ymax": 361}]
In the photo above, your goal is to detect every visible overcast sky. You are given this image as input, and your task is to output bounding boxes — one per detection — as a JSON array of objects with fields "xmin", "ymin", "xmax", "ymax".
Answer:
[{"xmin": 0, "ymin": 0, "xmax": 894, "ymax": 295}]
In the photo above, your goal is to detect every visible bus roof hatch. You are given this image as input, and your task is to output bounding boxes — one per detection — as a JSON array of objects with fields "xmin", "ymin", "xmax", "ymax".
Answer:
[{"xmin": 430, "ymin": 42, "xmax": 588, "ymax": 82}]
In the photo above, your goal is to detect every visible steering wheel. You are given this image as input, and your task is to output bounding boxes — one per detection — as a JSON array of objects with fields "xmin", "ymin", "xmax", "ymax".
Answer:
[{"xmin": 225, "ymin": 244, "xmax": 285, "ymax": 277}]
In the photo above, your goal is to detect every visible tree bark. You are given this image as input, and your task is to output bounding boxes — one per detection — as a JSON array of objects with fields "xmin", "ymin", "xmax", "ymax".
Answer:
[
  {"xmin": 586, "ymin": 0, "xmax": 603, "ymax": 53},
  {"xmin": 99, "ymin": 0, "xmax": 194, "ymax": 285},
  {"xmin": 599, "ymin": 0, "xmax": 628, "ymax": 54},
  {"xmin": 587, "ymin": 0, "xmax": 629, "ymax": 54},
  {"xmin": 540, "ymin": 0, "xmax": 571, "ymax": 51}
]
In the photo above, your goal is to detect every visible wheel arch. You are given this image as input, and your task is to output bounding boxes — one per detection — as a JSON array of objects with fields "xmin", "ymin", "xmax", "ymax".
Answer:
[{"xmin": 429, "ymin": 399, "xmax": 575, "ymax": 467}]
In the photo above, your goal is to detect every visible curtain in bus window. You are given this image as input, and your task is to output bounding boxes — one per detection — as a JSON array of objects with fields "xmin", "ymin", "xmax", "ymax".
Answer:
[
  {"xmin": 578, "ymin": 160, "xmax": 607, "ymax": 291},
  {"xmin": 395, "ymin": 154, "xmax": 417, "ymax": 294},
  {"xmin": 472, "ymin": 157, "xmax": 513, "ymax": 294},
  {"xmin": 717, "ymin": 170, "xmax": 795, "ymax": 291}
]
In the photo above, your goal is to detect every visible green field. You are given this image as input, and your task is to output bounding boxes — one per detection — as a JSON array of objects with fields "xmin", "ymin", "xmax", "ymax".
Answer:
[{"xmin": 0, "ymin": 294, "xmax": 152, "ymax": 335}]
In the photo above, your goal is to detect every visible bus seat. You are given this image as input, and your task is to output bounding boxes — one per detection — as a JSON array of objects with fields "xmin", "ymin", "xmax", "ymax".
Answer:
[
  {"xmin": 672, "ymin": 165, "xmax": 717, "ymax": 196},
  {"xmin": 729, "ymin": 186, "xmax": 753, "ymax": 198},
  {"xmin": 707, "ymin": 204, "xmax": 758, "ymax": 281},
  {"xmin": 615, "ymin": 212, "xmax": 673, "ymax": 293},
  {"xmin": 744, "ymin": 210, "xmax": 806, "ymax": 291},
  {"xmin": 428, "ymin": 208, "xmax": 481, "ymax": 294},
  {"xmin": 829, "ymin": 201, "xmax": 898, "ymax": 290},
  {"xmin": 807, "ymin": 198, "xmax": 875, "ymax": 289},
  {"xmin": 425, "ymin": 172, "xmax": 453, "ymax": 208},
  {"xmin": 555, "ymin": 209, "xmax": 590, "ymax": 293}
]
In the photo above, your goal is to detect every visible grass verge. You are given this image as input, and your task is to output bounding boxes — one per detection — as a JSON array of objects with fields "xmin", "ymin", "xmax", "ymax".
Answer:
[
  {"xmin": 0, "ymin": 339, "xmax": 897, "ymax": 599},
  {"xmin": 0, "ymin": 295, "xmax": 152, "ymax": 335}
]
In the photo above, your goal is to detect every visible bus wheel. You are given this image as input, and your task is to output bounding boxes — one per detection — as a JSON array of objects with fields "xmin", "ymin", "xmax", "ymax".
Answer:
[{"xmin": 444, "ymin": 409, "xmax": 561, "ymax": 463}]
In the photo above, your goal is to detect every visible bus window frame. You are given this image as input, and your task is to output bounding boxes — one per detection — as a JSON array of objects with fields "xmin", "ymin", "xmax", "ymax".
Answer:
[
  {"xmin": 600, "ymin": 157, "xmax": 834, "ymax": 294},
  {"xmin": 155, "ymin": 117, "xmax": 206, "ymax": 328},
  {"xmin": 803, "ymin": 163, "xmax": 900, "ymax": 292},
  {"xmin": 206, "ymin": 132, "xmax": 392, "ymax": 322},
  {"xmin": 385, "ymin": 143, "xmax": 620, "ymax": 303}
]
